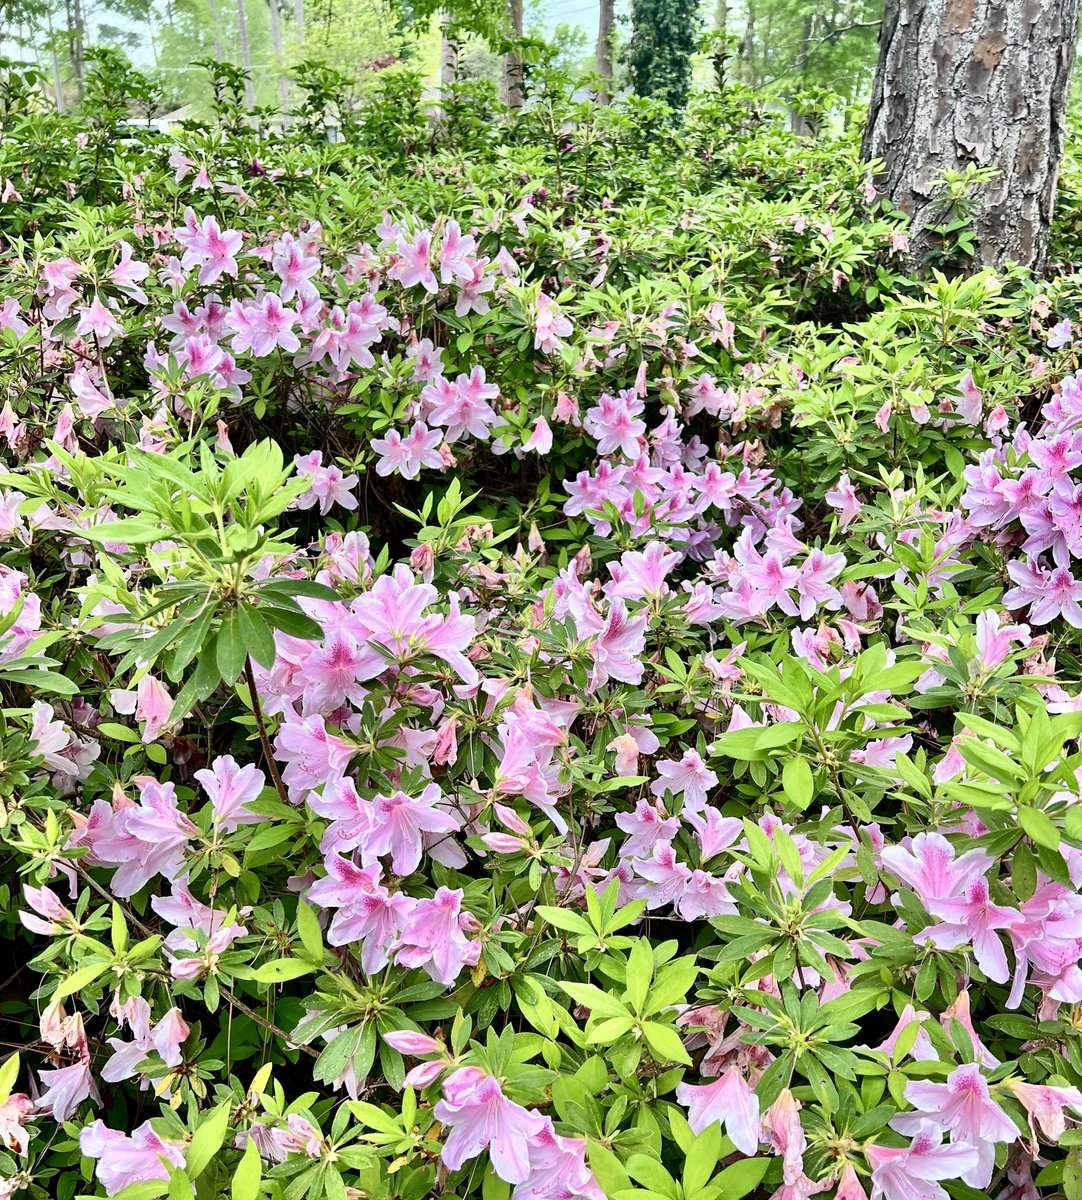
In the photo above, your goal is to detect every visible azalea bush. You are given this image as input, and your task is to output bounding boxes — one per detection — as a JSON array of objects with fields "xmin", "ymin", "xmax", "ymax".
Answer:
[{"xmin": 3, "ymin": 48, "xmax": 1082, "ymax": 1200}]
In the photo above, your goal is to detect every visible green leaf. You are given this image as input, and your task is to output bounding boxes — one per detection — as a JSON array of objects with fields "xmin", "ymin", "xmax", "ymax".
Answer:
[
  {"xmin": 1018, "ymin": 806, "xmax": 1060, "ymax": 850},
  {"xmin": 186, "ymin": 1101, "xmax": 231, "ymax": 1179},
  {"xmin": 560, "ymin": 982, "xmax": 632, "ymax": 1020},
  {"xmin": 625, "ymin": 939, "xmax": 653, "ymax": 1014},
  {"xmin": 709, "ymin": 1158, "xmax": 769, "ymax": 1200},
  {"xmin": 585, "ymin": 1016, "xmax": 636, "ymax": 1044},
  {"xmin": 1063, "ymin": 1147, "xmax": 1082, "ymax": 1200},
  {"xmin": 250, "ymin": 957, "xmax": 316, "ymax": 984},
  {"xmin": 535, "ymin": 906, "xmax": 593, "ymax": 935},
  {"xmin": 237, "ymin": 604, "xmax": 277, "ymax": 671},
  {"xmin": 0, "ymin": 1053, "xmax": 19, "ymax": 1105},
  {"xmin": 216, "ymin": 613, "xmax": 247, "ymax": 683},
  {"xmin": 231, "ymin": 1136, "xmax": 262, "ymax": 1200},
  {"xmin": 588, "ymin": 1145, "xmax": 631, "ymax": 1196},
  {"xmin": 296, "ymin": 901, "xmax": 324, "ymax": 963},
  {"xmin": 482, "ymin": 1172, "xmax": 511, "ymax": 1200},
  {"xmin": 81, "ymin": 518, "xmax": 165, "ymax": 545},
  {"xmin": 259, "ymin": 605, "xmax": 324, "ymax": 641},
  {"xmin": 54, "ymin": 960, "xmax": 109, "ymax": 1000},
  {"xmin": 642, "ymin": 1021, "xmax": 692, "ymax": 1065},
  {"xmin": 781, "ymin": 757, "xmax": 814, "ymax": 808},
  {"xmin": 168, "ymin": 1169, "xmax": 192, "ymax": 1200}
]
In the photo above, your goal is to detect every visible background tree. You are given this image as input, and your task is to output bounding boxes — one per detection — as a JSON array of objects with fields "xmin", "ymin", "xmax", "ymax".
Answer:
[
  {"xmin": 234, "ymin": 0, "xmax": 255, "ymax": 107},
  {"xmin": 625, "ymin": 0, "xmax": 700, "ymax": 110},
  {"xmin": 596, "ymin": 0, "xmax": 614, "ymax": 98},
  {"xmin": 728, "ymin": 0, "xmax": 880, "ymax": 105},
  {"xmin": 863, "ymin": 0, "xmax": 1081, "ymax": 272}
]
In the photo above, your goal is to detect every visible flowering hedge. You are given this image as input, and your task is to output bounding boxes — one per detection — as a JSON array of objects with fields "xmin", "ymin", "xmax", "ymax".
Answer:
[{"xmin": 3, "ymin": 52, "xmax": 1082, "ymax": 1200}]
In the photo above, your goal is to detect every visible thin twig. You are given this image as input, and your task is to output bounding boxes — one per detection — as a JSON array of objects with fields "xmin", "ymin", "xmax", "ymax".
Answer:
[{"xmin": 243, "ymin": 653, "xmax": 291, "ymax": 807}]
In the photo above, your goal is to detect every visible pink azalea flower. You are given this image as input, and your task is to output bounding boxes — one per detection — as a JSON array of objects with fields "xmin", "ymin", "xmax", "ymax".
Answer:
[
  {"xmin": 535, "ymin": 293, "xmax": 573, "ymax": 354},
  {"xmin": 90, "ymin": 779, "xmax": 198, "ymax": 897},
  {"xmin": 1005, "ymin": 562, "xmax": 1082, "ymax": 627},
  {"xmin": 102, "ymin": 998, "xmax": 189, "ymax": 1083},
  {"xmin": 35, "ymin": 1061, "xmax": 99, "ymax": 1122},
  {"xmin": 176, "ymin": 209, "xmax": 243, "ymax": 285},
  {"xmin": 825, "ymin": 473, "xmax": 863, "ymax": 528},
  {"xmin": 307, "ymin": 855, "xmax": 411, "ymax": 973},
  {"xmin": 1008, "ymin": 1081, "xmax": 1082, "ymax": 1141},
  {"xmin": 272, "ymin": 232, "xmax": 321, "ymax": 302},
  {"xmin": 514, "ymin": 1117, "xmax": 604, "ymax": 1200},
  {"xmin": 135, "ymin": 676, "xmax": 173, "ymax": 743},
  {"xmin": 871, "ymin": 1004, "xmax": 937, "ymax": 1062},
  {"xmin": 609, "ymin": 541, "xmax": 679, "ymax": 602},
  {"xmin": 584, "ymin": 391, "xmax": 646, "ymax": 458},
  {"xmin": 866, "ymin": 1121, "xmax": 979, "ymax": 1200},
  {"xmin": 391, "ymin": 229, "xmax": 438, "ymax": 293},
  {"xmin": 246, "ymin": 292, "xmax": 300, "ymax": 356},
  {"xmin": 1048, "ymin": 318, "xmax": 1073, "ymax": 349},
  {"xmin": 899, "ymin": 1065, "xmax": 1019, "ymax": 1185},
  {"xmin": 76, "ymin": 296, "xmax": 124, "ymax": 342},
  {"xmin": 437, "ymin": 220, "xmax": 477, "ymax": 284},
  {"xmin": 880, "ymin": 832, "xmax": 993, "ymax": 903},
  {"xmin": 293, "ymin": 451, "xmax": 359, "ymax": 516},
  {"xmin": 109, "ymin": 243, "xmax": 150, "ymax": 304},
  {"xmin": 371, "ymin": 422, "xmax": 444, "ymax": 480},
  {"xmin": 362, "ymin": 784, "xmax": 460, "ymax": 875},
  {"xmin": 274, "ymin": 713, "xmax": 355, "ymax": 800},
  {"xmin": 918, "ymin": 875, "xmax": 1023, "ymax": 984},
  {"xmin": 394, "ymin": 887, "xmax": 481, "ymax": 985},
  {"xmin": 588, "ymin": 600, "xmax": 647, "ymax": 687},
  {"xmin": 651, "ymin": 749, "xmax": 718, "ymax": 813},
  {"xmin": 195, "ymin": 755, "xmax": 265, "ymax": 833},
  {"xmin": 79, "ymin": 1120, "xmax": 185, "ymax": 1196},
  {"xmin": 433, "ymin": 1067, "xmax": 546, "ymax": 1184},
  {"xmin": 20, "ymin": 883, "xmax": 74, "ymax": 936},
  {"xmin": 429, "ymin": 367, "xmax": 501, "ymax": 442},
  {"xmin": 0, "ymin": 1093, "xmax": 33, "ymax": 1156},
  {"xmin": 675, "ymin": 1067, "xmax": 760, "ymax": 1154}
]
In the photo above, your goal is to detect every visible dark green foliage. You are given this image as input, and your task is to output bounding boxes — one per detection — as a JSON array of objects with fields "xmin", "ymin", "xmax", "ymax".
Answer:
[{"xmin": 625, "ymin": 0, "xmax": 701, "ymax": 111}]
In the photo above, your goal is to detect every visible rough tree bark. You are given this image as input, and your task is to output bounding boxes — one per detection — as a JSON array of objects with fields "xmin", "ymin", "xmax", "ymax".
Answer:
[
  {"xmin": 501, "ymin": 0, "xmax": 525, "ymax": 110},
  {"xmin": 862, "ymin": 0, "xmax": 1080, "ymax": 273},
  {"xmin": 440, "ymin": 14, "xmax": 459, "ymax": 92},
  {"xmin": 597, "ymin": 0, "xmax": 614, "ymax": 101}
]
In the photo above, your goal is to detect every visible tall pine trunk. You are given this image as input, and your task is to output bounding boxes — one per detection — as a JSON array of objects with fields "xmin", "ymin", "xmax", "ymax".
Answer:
[
  {"xmin": 501, "ymin": 0, "xmax": 525, "ymax": 110},
  {"xmin": 235, "ymin": 0, "xmax": 256, "ymax": 110},
  {"xmin": 440, "ymin": 14, "xmax": 459, "ymax": 95},
  {"xmin": 597, "ymin": 0, "xmax": 614, "ymax": 101},
  {"xmin": 294, "ymin": 0, "xmax": 305, "ymax": 44},
  {"xmin": 65, "ymin": 0, "xmax": 85, "ymax": 102},
  {"xmin": 267, "ymin": 0, "xmax": 289, "ymax": 110},
  {"xmin": 862, "ymin": 0, "xmax": 1080, "ymax": 273}
]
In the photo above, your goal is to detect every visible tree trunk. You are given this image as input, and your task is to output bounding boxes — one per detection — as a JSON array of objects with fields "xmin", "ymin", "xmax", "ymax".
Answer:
[
  {"xmin": 267, "ymin": 0, "xmax": 289, "ymax": 110},
  {"xmin": 597, "ymin": 0, "xmax": 615, "ymax": 100},
  {"xmin": 738, "ymin": 0, "xmax": 757, "ymax": 87},
  {"xmin": 207, "ymin": 0, "xmax": 225, "ymax": 61},
  {"xmin": 236, "ymin": 0, "xmax": 256, "ymax": 110},
  {"xmin": 862, "ymin": 0, "xmax": 1080, "ymax": 273},
  {"xmin": 501, "ymin": 0, "xmax": 525, "ymax": 109},
  {"xmin": 294, "ymin": 0, "xmax": 306, "ymax": 44},
  {"xmin": 46, "ymin": 5, "xmax": 65, "ymax": 112},
  {"xmin": 440, "ymin": 14, "xmax": 459, "ymax": 93},
  {"xmin": 65, "ymin": 0, "xmax": 85, "ymax": 102},
  {"xmin": 789, "ymin": 10, "xmax": 814, "ymax": 134}
]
